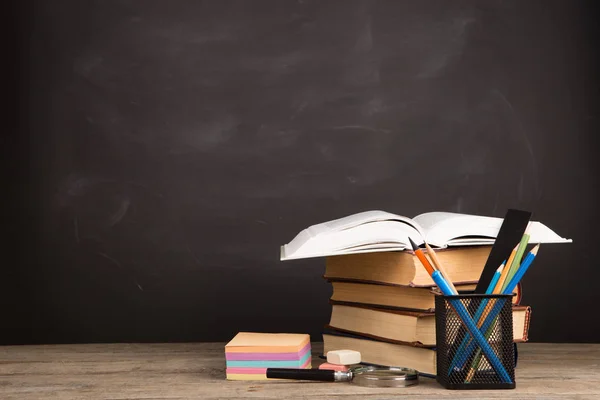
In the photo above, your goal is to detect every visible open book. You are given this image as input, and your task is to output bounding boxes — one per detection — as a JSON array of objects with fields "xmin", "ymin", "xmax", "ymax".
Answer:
[{"xmin": 280, "ymin": 210, "xmax": 571, "ymax": 260}]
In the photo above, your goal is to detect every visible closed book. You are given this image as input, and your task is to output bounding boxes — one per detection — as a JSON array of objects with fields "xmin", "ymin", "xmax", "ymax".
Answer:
[
  {"xmin": 325, "ymin": 246, "xmax": 492, "ymax": 287},
  {"xmin": 327, "ymin": 301, "xmax": 532, "ymax": 347},
  {"xmin": 322, "ymin": 329, "xmax": 437, "ymax": 376},
  {"xmin": 328, "ymin": 281, "xmax": 521, "ymax": 312}
]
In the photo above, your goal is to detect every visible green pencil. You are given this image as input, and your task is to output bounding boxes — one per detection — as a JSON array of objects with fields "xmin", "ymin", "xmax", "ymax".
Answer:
[{"xmin": 501, "ymin": 227, "xmax": 530, "ymax": 293}]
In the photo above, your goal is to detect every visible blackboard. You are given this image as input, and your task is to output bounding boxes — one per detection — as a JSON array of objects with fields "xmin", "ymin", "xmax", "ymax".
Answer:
[{"xmin": 4, "ymin": 0, "xmax": 600, "ymax": 344}]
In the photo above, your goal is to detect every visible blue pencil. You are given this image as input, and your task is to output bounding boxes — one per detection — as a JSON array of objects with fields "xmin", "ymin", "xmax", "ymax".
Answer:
[
  {"xmin": 408, "ymin": 239, "xmax": 512, "ymax": 383},
  {"xmin": 448, "ymin": 262, "xmax": 505, "ymax": 374},
  {"xmin": 431, "ymin": 270, "xmax": 512, "ymax": 383},
  {"xmin": 458, "ymin": 245, "xmax": 540, "ymax": 373},
  {"xmin": 505, "ymin": 246, "xmax": 538, "ymax": 292},
  {"xmin": 488, "ymin": 263, "xmax": 505, "ymax": 294}
]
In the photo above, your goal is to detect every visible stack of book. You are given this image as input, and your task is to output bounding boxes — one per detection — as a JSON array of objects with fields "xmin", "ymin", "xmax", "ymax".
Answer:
[
  {"xmin": 320, "ymin": 247, "xmax": 529, "ymax": 376},
  {"xmin": 281, "ymin": 210, "xmax": 570, "ymax": 376},
  {"xmin": 225, "ymin": 332, "xmax": 312, "ymax": 380}
]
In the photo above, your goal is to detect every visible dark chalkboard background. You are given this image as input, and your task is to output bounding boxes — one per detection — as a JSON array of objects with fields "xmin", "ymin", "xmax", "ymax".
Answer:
[{"xmin": 4, "ymin": 0, "xmax": 599, "ymax": 344}]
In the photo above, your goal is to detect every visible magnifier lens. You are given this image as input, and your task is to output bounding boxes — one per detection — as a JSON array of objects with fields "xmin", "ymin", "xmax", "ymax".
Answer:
[{"xmin": 351, "ymin": 366, "xmax": 418, "ymax": 388}]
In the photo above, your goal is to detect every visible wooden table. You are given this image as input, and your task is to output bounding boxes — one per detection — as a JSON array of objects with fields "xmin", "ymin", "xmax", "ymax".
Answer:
[{"xmin": 1, "ymin": 343, "xmax": 598, "ymax": 399}]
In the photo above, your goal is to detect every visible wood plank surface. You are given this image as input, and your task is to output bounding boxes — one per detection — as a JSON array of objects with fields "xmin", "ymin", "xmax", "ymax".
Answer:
[{"xmin": 1, "ymin": 343, "xmax": 598, "ymax": 399}]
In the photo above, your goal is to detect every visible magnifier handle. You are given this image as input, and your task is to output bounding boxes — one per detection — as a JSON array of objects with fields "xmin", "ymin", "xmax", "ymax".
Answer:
[{"xmin": 266, "ymin": 368, "xmax": 342, "ymax": 382}]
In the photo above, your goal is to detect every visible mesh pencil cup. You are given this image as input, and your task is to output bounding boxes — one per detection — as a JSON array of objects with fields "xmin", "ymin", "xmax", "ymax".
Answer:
[{"xmin": 434, "ymin": 293, "xmax": 516, "ymax": 390}]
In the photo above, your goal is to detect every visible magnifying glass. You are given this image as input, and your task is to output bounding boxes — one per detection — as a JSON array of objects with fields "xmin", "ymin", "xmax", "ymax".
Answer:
[{"xmin": 266, "ymin": 365, "xmax": 419, "ymax": 388}]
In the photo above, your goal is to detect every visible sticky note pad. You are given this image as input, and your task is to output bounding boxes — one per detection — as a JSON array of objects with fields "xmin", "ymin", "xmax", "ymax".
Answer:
[
  {"xmin": 226, "ymin": 351, "xmax": 311, "ymax": 368},
  {"xmin": 225, "ymin": 343, "xmax": 311, "ymax": 361},
  {"xmin": 225, "ymin": 332, "xmax": 310, "ymax": 353},
  {"xmin": 224, "ymin": 332, "xmax": 312, "ymax": 380}
]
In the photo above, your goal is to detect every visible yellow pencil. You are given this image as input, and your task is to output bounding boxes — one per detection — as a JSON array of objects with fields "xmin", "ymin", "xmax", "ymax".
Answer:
[
  {"xmin": 493, "ymin": 244, "xmax": 519, "ymax": 294},
  {"xmin": 425, "ymin": 242, "xmax": 457, "ymax": 295},
  {"xmin": 475, "ymin": 245, "xmax": 519, "ymax": 329}
]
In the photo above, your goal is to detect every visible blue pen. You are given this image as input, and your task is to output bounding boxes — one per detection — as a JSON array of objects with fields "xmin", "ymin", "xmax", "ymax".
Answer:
[
  {"xmin": 431, "ymin": 270, "xmax": 512, "ymax": 383},
  {"xmin": 448, "ymin": 262, "xmax": 506, "ymax": 373},
  {"xmin": 457, "ymin": 245, "xmax": 540, "ymax": 368}
]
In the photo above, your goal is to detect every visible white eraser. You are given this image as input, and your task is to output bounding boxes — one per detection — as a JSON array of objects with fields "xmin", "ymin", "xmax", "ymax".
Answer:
[{"xmin": 326, "ymin": 349, "xmax": 361, "ymax": 365}]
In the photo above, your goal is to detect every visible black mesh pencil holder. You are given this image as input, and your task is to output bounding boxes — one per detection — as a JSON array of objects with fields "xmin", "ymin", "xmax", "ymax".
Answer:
[{"xmin": 435, "ymin": 293, "xmax": 516, "ymax": 390}]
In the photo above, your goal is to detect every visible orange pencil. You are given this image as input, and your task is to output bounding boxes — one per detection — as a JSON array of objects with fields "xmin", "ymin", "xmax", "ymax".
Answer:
[
  {"xmin": 408, "ymin": 238, "xmax": 435, "ymax": 277},
  {"xmin": 493, "ymin": 244, "xmax": 519, "ymax": 294},
  {"xmin": 425, "ymin": 242, "xmax": 458, "ymax": 295}
]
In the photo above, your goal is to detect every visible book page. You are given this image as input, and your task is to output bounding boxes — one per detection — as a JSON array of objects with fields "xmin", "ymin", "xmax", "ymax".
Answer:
[
  {"xmin": 316, "ymin": 210, "xmax": 424, "ymax": 236},
  {"xmin": 413, "ymin": 211, "xmax": 572, "ymax": 246},
  {"xmin": 282, "ymin": 210, "xmax": 571, "ymax": 260},
  {"xmin": 522, "ymin": 221, "xmax": 573, "ymax": 244},
  {"xmin": 413, "ymin": 212, "xmax": 499, "ymax": 246},
  {"xmin": 281, "ymin": 219, "xmax": 423, "ymax": 260}
]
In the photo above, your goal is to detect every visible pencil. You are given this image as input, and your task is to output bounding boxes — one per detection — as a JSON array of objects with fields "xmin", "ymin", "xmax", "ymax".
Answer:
[
  {"xmin": 477, "ymin": 244, "xmax": 519, "ymax": 332},
  {"xmin": 408, "ymin": 237, "xmax": 435, "ymax": 277},
  {"xmin": 505, "ymin": 244, "xmax": 540, "ymax": 292},
  {"xmin": 478, "ymin": 263, "xmax": 505, "ymax": 325},
  {"xmin": 477, "ymin": 263, "xmax": 506, "ymax": 327},
  {"xmin": 501, "ymin": 226, "xmax": 531, "ymax": 293},
  {"xmin": 487, "ymin": 263, "xmax": 505, "ymax": 295},
  {"xmin": 425, "ymin": 242, "xmax": 457, "ymax": 295},
  {"xmin": 481, "ymin": 242, "xmax": 521, "ymax": 341},
  {"xmin": 493, "ymin": 244, "xmax": 519, "ymax": 294},
  {"xmin": 447, "ymin": 261, "xmax": 506, "ymax": 373},
  {"xmin": 409, "ymin": 239, "xmax": 512, "ymax": 383},
  {"xmin": 465, "ymin": 244, "xmax": 541, "ymax": 381}
]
